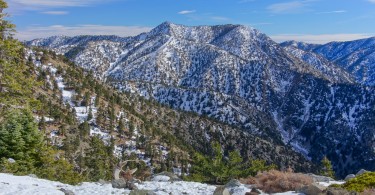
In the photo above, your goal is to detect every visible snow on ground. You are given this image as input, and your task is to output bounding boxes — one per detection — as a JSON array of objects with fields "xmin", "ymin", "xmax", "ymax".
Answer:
[
  {"xmin": 90, "ymin": 127, "xmax": 110, "ymax": 140},
  {"xmin": 318, "ymin": 181, "xmax": 345, "ymax": 187},
  {"xmin": 0, "ymin": 173, "xmax": 217, "ymax": 195},
  {"xmin": 150, "ymin": 175, "xmax": 171, "ymax": 182},
  {"xmin": 0, "ymin": 173, "xmax": 129, "ymax": 195},
  {"xmin": 0, "ymin": 173, "xmax": 340, "ymax": 195},
  {"xmin": 136, "ymin": 180, "xmax": 216, "ymax": 195},
  {"xmin": 74, "ymin": 106, "xmax": 89, "ymax": 123}
]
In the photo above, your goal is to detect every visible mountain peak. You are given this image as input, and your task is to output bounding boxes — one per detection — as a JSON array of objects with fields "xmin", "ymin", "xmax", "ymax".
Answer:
[{"xmin": 148, "ymin": 21, "xmax": 176, "ymax": 36}]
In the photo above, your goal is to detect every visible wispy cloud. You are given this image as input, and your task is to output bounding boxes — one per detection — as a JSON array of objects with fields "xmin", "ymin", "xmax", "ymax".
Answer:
[
  {"xmin": 368, "ymin": 0, "xmax": 375, "ymax": 3},
  {"xmin": 8, "ymin": 0, "xmax": 114, "ymax": 13},
  {"xmin": 40, "ymin": 11, "xmax": 69, "ymax": 15},
  {"xmin": 267, "ymin": 0, "xmax": 313, "ymax": 14},
  {"xmin": 178, "ymin": 10, "xmax": 196, "ymax": 15},
  {"xmin": 16, "ymin": 25, "xmax": 152, "ymax": 41},
  {"xmin": 271, "ymin": 33, "xmax": 374, "ymax": 44},
  {"xmin": 316, "ymin": 10, "xmax": 346, "ymax": 14}
]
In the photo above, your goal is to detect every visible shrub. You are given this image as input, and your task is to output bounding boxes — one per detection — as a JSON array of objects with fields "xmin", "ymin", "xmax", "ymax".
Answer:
[
  {"xmin": 341, "ymin": 172, "xmax": 375, "ymax": 192},
  {"xmin": 189, "ymin": 142, "xmax": 276, "ymax": 184},
  {"xmin": 244, "ymin": 170, "xmax": 313, "ymax": 193}
]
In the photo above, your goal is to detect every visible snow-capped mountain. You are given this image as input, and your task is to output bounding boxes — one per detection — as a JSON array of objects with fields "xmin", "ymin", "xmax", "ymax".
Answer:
[
  {"xmin": 282, "ymin": 38, "xmax": 375, "ymax": 86},
  {"xmin": 27, "ymin": 22, "xmax": 375, "ymax": 177},
  {"xmin": 281, "ymin": 45, "xmax": 355, "ymax": 83}
]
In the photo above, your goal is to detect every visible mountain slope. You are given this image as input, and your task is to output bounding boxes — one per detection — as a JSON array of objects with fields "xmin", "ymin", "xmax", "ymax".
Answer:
[
  {"xmin": 27, "ymin": 22, "xmax": 375, "ymax": 177},
  {"xmin": 25, "ymin": 47, "xmax": 316, "ymax": 178},
  {"xmin": 282, "ymin": 37, "xmax": 375, "ymax": 86}
]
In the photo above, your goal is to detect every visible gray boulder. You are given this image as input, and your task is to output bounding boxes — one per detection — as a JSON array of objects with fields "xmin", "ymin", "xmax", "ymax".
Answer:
[
  {"xmin": 307, "ymin": 173, "xmax": 334, "ymax": 183},
  {"xmin": 127, "ymin": 179, "xmax": 138, "ymax": 190},
  {"xmin": 224, "ymin": 179, "xmax": 241, "ymax": 188},
  {"xmin": 297, "ymin": 183, "xmax": 327, "ymax": 195},
  {"xmin": 28, "ymin": 174, "xmax": 38, "ymax": 178},
  {"xmin": 214, "ymin": 179, "xmax": 243, "ymax": 195},
  {"xmin": 59, "ymin": 188, "xmax": 75, "ymax": 195},
  {"xmin": 111, "ymin": 179, "xmax": 127, "ymax": 189},
  {"xmin": 246, "ymin": 188, "xmax": 261, "ymax": 195},
  {"xmin": 344, "ymin": 174, "xmax": 356, "ymax": 181},
  {"xmin": 213, "ymin": 186, "xmax": 230, "ymax": 195},
  {"xmin": 98, "ymin": 179, "xmax": 109, "ymax": 185},
  {"xmin": 356, "ymin": 169, "xmax": 368, "ymax": 176},
  {"xmin": 7, "ymin": 158, "xmax": 15, "ymax": 164},
  {"xmin": 151, "ymin": 171, "xmax": 181, "ymax": 182}
]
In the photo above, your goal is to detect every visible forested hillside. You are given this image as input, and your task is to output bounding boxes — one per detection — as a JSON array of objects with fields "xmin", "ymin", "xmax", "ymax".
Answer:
[{"xmin": 0, "ymin": 0, "xmax": 317, "ymax": 184}]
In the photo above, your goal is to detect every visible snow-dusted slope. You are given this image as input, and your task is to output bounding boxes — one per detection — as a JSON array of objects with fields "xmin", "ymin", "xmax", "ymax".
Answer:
[
  {"xmin": 282, "ymin": 37, "xmax": 375, "ymax": 86},
  {"xmin": 282, "ymin": 46, "xmax": 354, "ymax": 83},
  {"xmin": 27, "ymin": 22, "xmax": 375, "ymax": 177}
]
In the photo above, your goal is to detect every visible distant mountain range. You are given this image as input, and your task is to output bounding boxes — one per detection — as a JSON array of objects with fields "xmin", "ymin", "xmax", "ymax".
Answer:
[
  {"xmin": 281, "ymin": 38, "xmax": 375, "ymax": 86},
  {"xmin": 27, "ymin": 22, "xmax": 375, "ymax": 177}
]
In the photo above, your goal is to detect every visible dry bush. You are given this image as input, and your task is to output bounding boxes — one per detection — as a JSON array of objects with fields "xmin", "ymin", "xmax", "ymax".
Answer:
[
  {"xmin": 120, "ymin": 171, "xmax": 133, "ymax": 181},
  {"xmin": 361, "ymin": 188, "xmax": 375, "ymax": 195},
  {"xmin": 244, "ymin": 170, "xmax": 313, "ymax": 193}
]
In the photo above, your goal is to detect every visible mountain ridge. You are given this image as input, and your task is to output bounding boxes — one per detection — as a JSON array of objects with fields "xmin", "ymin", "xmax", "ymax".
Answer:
[
  {"xmin": 27, "ymin": 22, "xmax": 375, "ymax": 177},
  {"xmin": 281, "ymin": 37, "xmax": 375, "ymax": 86}
]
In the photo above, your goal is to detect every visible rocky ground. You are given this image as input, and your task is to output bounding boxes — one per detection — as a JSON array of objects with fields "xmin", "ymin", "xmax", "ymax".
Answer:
[{"xmin": 2, "ymin": 170, "xmax": 369, "ymax": 195}]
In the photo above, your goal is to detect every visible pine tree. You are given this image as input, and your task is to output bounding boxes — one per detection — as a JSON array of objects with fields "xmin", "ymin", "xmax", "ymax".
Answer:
[
  {"xmin": 85, "ymin": 136, "xmax": 112, "ymax": 181},
  {"xmin": 227, "ymin": 151, "xmax": 243, "ymax": 179},
  {"xmin": 118, "ymin": 114, "xmax": 125, "ymax": 134},
  {"xmin": 0, "ymin": 0, "xmax": 39, "ymax": 110},
  {"xmin": 87, "ymin": 107, "xmax": 93, "ymax": 121},
  {"xmin": 38, "ymin": 116, "xmax": 46, "ymax": 134},
  {"xmin": 320, "ymin": 156, "xmax": 335, "ymax": 178},
  {"xmin": 0, "ymin": 109, "xmax": 43, "ymax": 173},
  {"xmin": 78, "ymin": 120, "xmax": 90, "ymax": 138},
  {"xmin": 211, "ymin": 142, "xmax": 228, "ymax": 184}
]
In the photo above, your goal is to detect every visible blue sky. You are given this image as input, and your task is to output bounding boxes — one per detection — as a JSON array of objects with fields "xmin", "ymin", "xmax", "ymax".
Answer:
[{"xmin": 6, "ymin": 0, "xmax": 375, "ymax": 43}]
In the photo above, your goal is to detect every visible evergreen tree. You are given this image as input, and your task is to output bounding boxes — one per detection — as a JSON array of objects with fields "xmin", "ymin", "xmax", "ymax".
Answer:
[
  {"xmin": 227, "ymin": 151, "xmax": 243, "ymax": 179},
  {"xmin": 0, "ymin": 109, "xmax": 43, "ymax": 163},
  {"xmin": 320, "ymin": 156, "xmax": 335, "ymax": 178},
  {"xmin": 189, "ymin": 141, "xmax": 275, "ymax": 184},
  {"xmin": 0, "ymin": 0, "xmax": 39, "ymax": 110},
  {"xmin": 38, "ymin": 116, "xmax": 46, "ymax": 134},
  {"xmin": 85, "ymin": 136, "xmax": 112, "ymax": 181},
  {"xmin": 211, "ymin": 142, "xmax": 228, "ymax": 184},
  {"xmin": 78, "ymin": 120, "xmax": 90, "ymax": 138},
  {"xmin": 87, "ymin": 107, "xmax": 93, "ymax": 121},
  {"xmin": 118, "ymin": 114, "xmax": 125, "ymax": 134},
  {"xmin": 0, "ymin": 109, "xmax": 82, "ymax": 184}
]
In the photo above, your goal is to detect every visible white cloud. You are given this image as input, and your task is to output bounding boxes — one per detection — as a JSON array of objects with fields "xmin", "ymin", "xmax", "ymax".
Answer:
[
  {"xmin": 40, "ymin": 11, "xmax": 69, "ymax": 15},
  {"xmin": 7, "ymin": 0, "xmax": 114, "ymax": 13},
  {"xmin": 270, "ymin": 33, "xmax": 374, "ymax": 44},
  {"xmin": 368, "ymin": 0, "xmax": 375, "ymax": 3},
  {"xmin": 316, "ymin": 10, "xmax": 346, "ymax": 14},
  {"xmin": 178, "ymin": 10, "xmax": 196, "ymax": 15},
  {"xmin": 16, "ymin": 25, "xmax": 152, "ymax": 41},
  {"xmin": 267, "ymin": 1, "xmax": 312, "ymax": 14}
]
